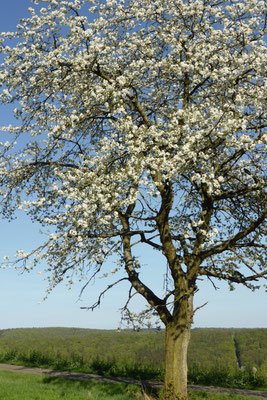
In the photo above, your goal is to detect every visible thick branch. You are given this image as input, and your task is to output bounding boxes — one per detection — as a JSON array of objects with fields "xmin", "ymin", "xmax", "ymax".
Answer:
[
  {"xmin": 213, "ymin": 186, "xmax": 258, "ymax": 201},
  {"xmin": 130, "ymin": 97, "xmax": 152, "ymax": 127},
  {"xmin": 156, "ymin": 180, "xmax": 182, "ymax": 272},
  {"xmin": 200, "ymin": 209, "xmax": 266, "ymax": 260},
  {"xmin": 27, "ymin": 160, "xmax": 81, "ymax": 169},
  {"xmin": 86, "ymin": 228, "xmax": 156, "ymax": 240},
  {"xmin": 200, "ymin": 268, "xmax": 267, "ymax": 285},
  {"xmin": 119, "ymin": 211, "xmax": 172, "ymax": 325},
  {"xmin": 140, "ymin": 232, "xmax": 162, "ymax": 250}
]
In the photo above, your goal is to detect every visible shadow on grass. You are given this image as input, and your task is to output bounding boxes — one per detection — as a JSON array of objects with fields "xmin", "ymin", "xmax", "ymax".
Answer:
[
  {"xmin": 42, "ymin": 375, "xmax": 161, "ymax": 399},
  {"xmin": 42, "ymin": 375, "xmax": 139, "ymax": 395}
]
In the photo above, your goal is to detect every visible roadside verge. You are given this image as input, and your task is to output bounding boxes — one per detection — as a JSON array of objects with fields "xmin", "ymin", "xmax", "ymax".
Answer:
[{"xmin": 0, "ymin": 363, "xmax": 266, "ymax": 399}]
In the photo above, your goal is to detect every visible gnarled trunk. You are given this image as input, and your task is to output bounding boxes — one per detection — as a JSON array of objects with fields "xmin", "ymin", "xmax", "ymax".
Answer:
[{"xmin": 164, "ymin": 295, "xmax": 193, "ymax": 400}]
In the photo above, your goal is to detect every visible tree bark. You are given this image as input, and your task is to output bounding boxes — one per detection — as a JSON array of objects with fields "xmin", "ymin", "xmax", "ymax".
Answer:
[{"xmin": 164, "ymin": 295, "xmax": 193, "ymax": 400}]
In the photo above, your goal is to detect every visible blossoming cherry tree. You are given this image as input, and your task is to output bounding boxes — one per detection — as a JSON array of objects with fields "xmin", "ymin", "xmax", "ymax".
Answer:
[{"xmin": 0, "ymin": 0, "xmax": 266, "ymax": 399}]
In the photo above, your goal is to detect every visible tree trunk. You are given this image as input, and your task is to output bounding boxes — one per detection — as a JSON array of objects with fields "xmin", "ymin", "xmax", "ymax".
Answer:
[{"xmin": 164, "ymin": 296, "xmax": 193, "ymax": 400}]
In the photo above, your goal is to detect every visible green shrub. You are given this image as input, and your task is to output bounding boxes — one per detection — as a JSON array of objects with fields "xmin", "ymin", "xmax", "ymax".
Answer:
[{"xmin": 188, "ymin": 364, "xmax": 267, "ymax": 389}]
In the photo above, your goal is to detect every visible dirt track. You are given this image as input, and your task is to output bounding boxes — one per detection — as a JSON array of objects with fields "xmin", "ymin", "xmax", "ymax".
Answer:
[{"xmin": 0, "ymin": 363, "xmax": 266, "ymax": 399}]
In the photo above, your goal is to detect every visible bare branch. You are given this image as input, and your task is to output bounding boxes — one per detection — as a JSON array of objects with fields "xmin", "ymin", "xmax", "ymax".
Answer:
[
  {"xmin": 193, "ymin": 301, "xmax": 208, "ymax": 316},
  {"xmin": 140, "ymin": 232, "xmax": 162, "ymax": 250},
  {"xmin": 80, "ymin": 277, "xmax": 129, "ymax": 311}
]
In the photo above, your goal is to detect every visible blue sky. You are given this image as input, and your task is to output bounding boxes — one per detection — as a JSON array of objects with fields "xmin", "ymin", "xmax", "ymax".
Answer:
[{"xmin": 0, "ymin": 0, "xmax": 266, "ymax": 330}]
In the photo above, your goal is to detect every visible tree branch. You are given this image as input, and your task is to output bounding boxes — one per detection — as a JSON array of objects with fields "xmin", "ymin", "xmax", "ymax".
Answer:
[
  {"xmin": 200, "ymin": 268, "xmax": 267, "ymax": 285},
  {"xmin": 80, "ymin": 278, "xmax": 128, "ymax": 311},
  {"xmin": 140, "ymin": 232, "xmax": 162, "ymax": 250},
  {"xmin": 119, "ymin": 210, "xmax": 172, "ymax": 325},
  {"xmin": 27, "ymin": 160, "xmax": 81, "ymax": 170},
  {"xmin": 200, "ymin": 209, "xmax": 267, "ymax": 260}
]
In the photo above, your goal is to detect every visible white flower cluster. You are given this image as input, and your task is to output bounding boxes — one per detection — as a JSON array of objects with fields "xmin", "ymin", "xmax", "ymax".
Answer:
[{"xmin": 0, "ymin": 0, "xmax": 266, "ymax": 297}]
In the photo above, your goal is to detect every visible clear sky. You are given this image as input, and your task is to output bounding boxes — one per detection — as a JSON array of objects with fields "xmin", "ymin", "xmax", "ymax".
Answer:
[{"xmin": 0, "ymin": 0, "xmax": 266, "ymax": 331}]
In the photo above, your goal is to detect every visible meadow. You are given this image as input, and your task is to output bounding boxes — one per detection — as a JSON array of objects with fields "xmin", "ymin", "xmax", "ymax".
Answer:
[
  {"xmin": 0, "ymin": 370, "xmax": 264, "ymax": 400},
  {"xmin": 0, "ymin": 328, "xmax": 266, "ymax": 391}
]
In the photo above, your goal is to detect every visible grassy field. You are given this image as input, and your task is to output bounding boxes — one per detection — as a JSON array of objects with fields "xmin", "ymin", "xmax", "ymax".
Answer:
[
  {"xmin": 0, "ymin": 370, "xmax": 264, "ymax": 400},
  {"xmin": 0, "ymin": 328, "xmax": 266, "ymax": 390},
  {"xmin": 0, "ymin": 370, "xmax": 140, "ymax": 400}
]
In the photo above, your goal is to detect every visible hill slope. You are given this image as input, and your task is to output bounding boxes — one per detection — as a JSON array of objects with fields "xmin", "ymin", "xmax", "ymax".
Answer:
[{"xmin": 0, "ymin": 327, "xmax": 266, "ymax": 372}]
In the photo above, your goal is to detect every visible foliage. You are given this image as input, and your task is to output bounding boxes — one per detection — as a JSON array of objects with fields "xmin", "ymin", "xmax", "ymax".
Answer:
[
  {"xmin": 187, "ymin": 365, "xmax": 266, "ymax": 389},
  {"xmin": 0, "ymin": 328, "xmax": 165, "ymax": 367},
  {"xmin": 0, "ymin": 327, "xmax": 266, "ymax": 389},
  {"xmin": 233, "ymin": 329, "xmax": 267, "ymax": 371},
  {"xmin": 188, "ymin": 329, "xmax": 237, "ymax": 369},
  {"xmin": 1, "ymin": 327, "xmax": 266, "ymax": 372}
]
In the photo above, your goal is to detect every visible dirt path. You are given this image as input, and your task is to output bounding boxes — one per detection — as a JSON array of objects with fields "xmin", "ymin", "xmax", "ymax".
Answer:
[{"xmin": 0, "ymin": 363, "xmax": 266, "ymax": 399}]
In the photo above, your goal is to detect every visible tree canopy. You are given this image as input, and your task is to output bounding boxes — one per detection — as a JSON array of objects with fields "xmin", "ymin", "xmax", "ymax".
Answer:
[{"xmin": 0, "ymin": 1, "xmax": 266, "ymax": 398}]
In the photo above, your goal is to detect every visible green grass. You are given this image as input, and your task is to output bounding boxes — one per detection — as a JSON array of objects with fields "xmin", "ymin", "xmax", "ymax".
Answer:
[
  {"xmin": 0, "ymin": 371, "xmax": 263, "ymax": 400},
  {"xmin": 0, "ymin": 370, "xmax": 141, "ymax": 400},
  {"xmin": 0, "ymin": 349, "xmax": 266, "ymax": 390}
]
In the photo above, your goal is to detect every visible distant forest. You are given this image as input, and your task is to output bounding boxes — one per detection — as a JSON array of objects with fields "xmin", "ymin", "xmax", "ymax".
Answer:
[{"xmin": 0, "ymin": 327, "xmax": 266, "ymax": 372}]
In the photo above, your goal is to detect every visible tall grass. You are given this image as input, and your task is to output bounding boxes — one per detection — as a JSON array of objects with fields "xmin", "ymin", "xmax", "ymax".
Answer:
[
  {"xmin": 0, "ymin": 349, "xmax": 266, "ymax": 390},
  {"xmin": 188, "ymin": 364, "xmax": 266, "ymax": 390},
  {"xmin": 0, "ymin": 371, "xmax": 263, "ymax": 400},
  {"xmin": 0, "ymin": 349, "xmax": 163, "ymax": 379}
]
